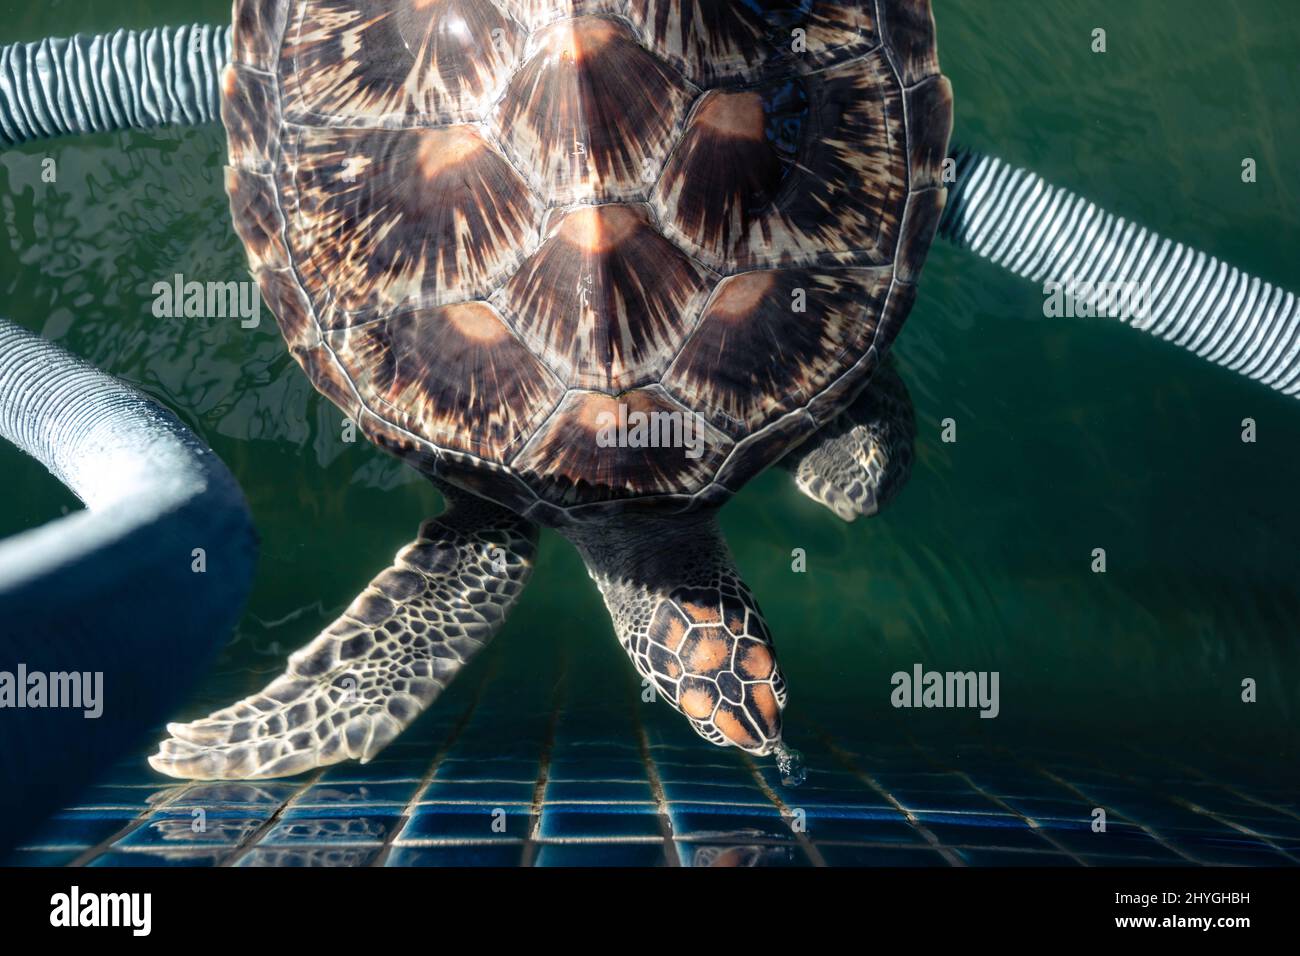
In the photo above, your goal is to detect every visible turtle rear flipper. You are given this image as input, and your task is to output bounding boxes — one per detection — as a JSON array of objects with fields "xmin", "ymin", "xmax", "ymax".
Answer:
[
  {"xmin": 782, "ymin": 363, "xmax": 916, "ymax": 522},
  {"xmin": 149, "ymin": 490, "xmax": 538, "ymax": 780}
]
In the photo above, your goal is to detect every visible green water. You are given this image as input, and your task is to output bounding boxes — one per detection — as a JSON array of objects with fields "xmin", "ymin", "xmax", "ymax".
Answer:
[{"xmin": 2, "ymin": 1, "xmax": 1298, "ymax": 773}]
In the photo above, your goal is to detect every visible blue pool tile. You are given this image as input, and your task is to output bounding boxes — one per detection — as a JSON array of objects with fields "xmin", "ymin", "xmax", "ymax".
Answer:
[
  {"xmin": 22, "ymin": 811, "xmax": 138, "ymax": 848},
  {"xmin": 442, "ymin": 737, "xmax": 546, "ymax": 761},
  {"xmin": 396, "ymin": 804, "xmax": 531, "ymax": 843},
  {"xmin": 996, "ymin": 797, "xmax": 1092, "ymax": 822},
  {"xmin": 164, "ymin": 782, "xmax": 300, "ymax": 808},
  {"xmin": 316, "ymin": 758, "xmax": 430, "ymax": 782},
  {"xmin": 5, "ymin": 849, "xmax": 82, "ymax": 866},
  {"xmin": 783, "ymin": 786, "xmax": 898, "ymax": 810},
  {"xmin": 889, "ymin": 790, "xmax": 1006, "ymax": 813},
  {"xmin": 677, "ymin": 843, "xmax": 811, "ymax": 867},
  {"xmin": 766, "ymin": 785, "xmax": 891, "ymax": 810},
  {"xmin": 754, "ymin": 765, "xmax": 872, "ymax": 792},
  {"xmin": 280, "ymin": 803, "xmax": 398, "ymax": 819},
  {"xmin": 386, "ymin": 844, "xmax": 525, "ymax": 866},
  {"xmin": 418, "ymin": 780, "xmax": 536, "ymax": 804},
  {"xmin": 292, "ymin": 781, "xmax": 420, "ymax": 807},
  {"xmin": 260, "ymin": 812, "xmax": 402, "ymax": 845},
  {"xmin": 538, "ymin": 803, "xmax": 662, "ymax": 840},
  {"xmin": 545, "ymin": 757, "xmax": 650, "ymax": 782},
  {"xmin": 962, "ymin": 774, "xmax": 1078, "ymax": 801},
  {"xmin": 921, "ymin": 822, "xmax": 1058, "ymax": 852},
  {"xmin": 237, "ymin": 846, "xmax": 381, "ymax": 866},
  {"xmin": 912, "ymin": 810, "xmax": 1031, "ymax": 829},
  {"xmin": 788, "ymin": 802, "xmax": 908, "ymax": 822},
  {"xmin": 668, "ymin": 804, "xmax": 794, "ymax": 842},
  {"xmin": 872, "ymin": 772, "xmax": 969, "ymax": 792},
  {"xmin": 653, "ymin": 761, "xmax": 754, "ymax": 786},
  {"xmin": 1098, "ymin": 799, "xmax": 1233, "ymax": 833},
  {"xmin": 1219, "ymin": 814, "xmax": 1300, "ymax": 841},
  {"xmin": 955, "ymin": 848, "xmax": 1081, "ymax": 866},
  {"xmin": 534, "ymin": 843, "xmax": 668, "ymax": 866},
  {"xmin": 1173, "ymin": 833, "xmax": 1296, "ymax": 865},
  {"xmin": 815, "ymin": 844, "xmax": 951, "ymax": 867},
  {"xmin": 1079, "ymin": 853, "xmax": 1198, "ymax": 866},
  {"xmin": 89, "ymin": 849, "xmax": 229, "ymax": 867},
  {"xmin": 548, "ymin": 733, "xmax": 639, "ymax": 754},
  {"xmin": 433, "ymin": 758, "xmax": 540, "ymax": 783},
  {"xmin": 74, "ymin": 786, "xmax": 170, "ymax": 809},
  {"xmin": 660, "ymin": 781, "xmax": 770, "ymax": 806},
  {"xmin": 1035, "ymin": 823, "xmax": 1174, "ymax": 858},
  {"xmin": 544, "ymin": 780, "xmax": 653, "ymax": 803},
  {"xmin": 117, "ymin": 812, "xmax": 266, "ymax": 848},
  {"xmin": 799, "ymin": 813, "xmax": 925, "ymax": 845}
]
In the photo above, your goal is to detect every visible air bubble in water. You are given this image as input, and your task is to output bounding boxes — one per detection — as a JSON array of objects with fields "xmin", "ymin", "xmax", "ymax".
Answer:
[{"xmin": 774, "ymin": 742, "xmax": 806, "ymax": 787}]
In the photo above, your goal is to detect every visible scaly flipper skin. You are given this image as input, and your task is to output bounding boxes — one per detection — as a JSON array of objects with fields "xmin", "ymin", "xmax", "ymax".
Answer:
[
  {"xmin": 149, "ymin": 487, "xmax": 538, "ymax": 780},
  {"xmin": 782, "ymin": 363, "xmax": 916, "ymax": 522},
  {"xmin": 566, "ymin": 513, "xmax": 787, "ymax": 755}
]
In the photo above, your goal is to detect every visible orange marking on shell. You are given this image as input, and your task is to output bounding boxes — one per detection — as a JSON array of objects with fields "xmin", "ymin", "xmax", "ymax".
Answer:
[
  {"xmin": 682, "ymin": 601, "xmax": 722, "ymax": 624},
  {"xmin": 680, "ymin": 687, "xmax": 716, "ymax": 719},
  {"xmin": 570, "ymin": 392, "xmax": 620, "ymax": 433},
  {"xmin": 443, "ymin": 302, "xmax": 508, "ymax": 344},
  {"xmin": 557, "ymin": 204, "xmax": 641, "ymax": 254},
  {"xmin": 686, "ymin": 634, "xmax": 729, "ymax": 674},
  {"xmin": 710, "ymin": 272, "xmax": 777, "ymax": 322},
  {"xmin": 715, "ymin": 708, "xmax": 758, "ymax": 748},
  {"xmin": 541, "ymin": 16, "xmax": 622, "ymax": 64},
  {"xmin": 221, "ymin": 65, "xmax": 238, "ymax": 97},
  {"xmin": 750, "ymin": 684, "xmax": 780, "ymax": 731},
  {"xmin": 694, "ymin": 91, "xmax": 766, "ymax": 141},
  {"xmin": 739, "ymin": 644, "xmax": 774, "ymax": 680},
  {"xmin": 662, "ymin": 616, "xmax": 688, "ymax": 651},
  {"xmin": 568, "ymin": 387, "xmax": 666, "ymax": 436},
  {"xmin": 666, "ymin": 660, "xmax": 682, "ymax": 678},
  {"xmin": 416, "ymin": 127, "xmax": 485, "ymax": 180}
]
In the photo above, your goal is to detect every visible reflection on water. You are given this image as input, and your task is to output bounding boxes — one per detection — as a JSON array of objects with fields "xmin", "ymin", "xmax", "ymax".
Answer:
[
  {"xmin": 685, "ymin": 845, "xmax": 800, "ymax": 868},
  {"xmin": 1, "ymin": 0, "xmax": 1298, "ymax": 801},
  {"xmin": 238, "ymin": 847, "xmax": 380, "ymax": 867}
]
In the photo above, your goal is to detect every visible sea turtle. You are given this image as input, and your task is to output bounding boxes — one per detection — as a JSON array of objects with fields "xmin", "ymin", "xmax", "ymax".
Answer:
[{"xmin": 149, "ymin": 0, "xmax": 951, "ymax": 780}]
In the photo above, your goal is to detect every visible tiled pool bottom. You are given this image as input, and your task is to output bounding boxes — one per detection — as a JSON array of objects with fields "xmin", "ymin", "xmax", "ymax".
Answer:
[{"xmin": 8, "ymin": 667, "xmax": 1299, "ymax": 867}]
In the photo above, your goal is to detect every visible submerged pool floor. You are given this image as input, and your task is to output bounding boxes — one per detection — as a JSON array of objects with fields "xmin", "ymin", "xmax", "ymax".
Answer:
[{"xmin": 9, "ymin": 668, "xmax": 1299, "ymax": 867}]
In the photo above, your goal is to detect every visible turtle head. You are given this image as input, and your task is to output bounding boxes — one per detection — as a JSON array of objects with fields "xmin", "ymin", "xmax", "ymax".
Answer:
[
  {"xmin": 646, "ymin": 584, "xmax": 788, "ymax": 756},
  {"xmin": 566, "ymin": 510, "xmax": 799, "ymax": 777}
]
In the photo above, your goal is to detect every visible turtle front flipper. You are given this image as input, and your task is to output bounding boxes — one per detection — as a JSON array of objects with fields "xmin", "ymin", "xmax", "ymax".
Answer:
[
  {"xmin": 150, "ymin": 489, "xmax": 538, "ymax": 780},
  {"xmin": 566, "ymin": 514, "xmax": 791, "ymax": 763},
  {"xmin": 781, "ymin": 363, "xmax": 916, "ymax": 522}
]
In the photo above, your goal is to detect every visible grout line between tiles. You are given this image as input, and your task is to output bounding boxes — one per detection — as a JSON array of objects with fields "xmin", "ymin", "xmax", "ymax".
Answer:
[
  {"xmin": 628, "ymin": 672, "xmax": 681, "ymax": 867},
  {"xmin": 895, "ymin": 727, "xmax": 1089, "ymax": 866},
  {"xmin": 520, "ymin": 657, "xmax": 567, "ymax": 867},
  {"xmin": 68, "ymin": 779, "xmax": 203, "ymax": 866},
  {"xmin": 221, "ymin": 770, "xmax": 325, "ymax": 867},
  {"xmin": 372, "ymin": 661, "xmax": 501, "ymax": 867},
  {"xmin": 816, "ymin": 729, "xmax": 965, "ymax": 866}
]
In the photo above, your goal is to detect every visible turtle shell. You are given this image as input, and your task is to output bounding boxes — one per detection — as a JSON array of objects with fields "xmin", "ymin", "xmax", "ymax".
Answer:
[{"xmin": 223, "ymin": 0, "xmax": 952, "ymax": 525}]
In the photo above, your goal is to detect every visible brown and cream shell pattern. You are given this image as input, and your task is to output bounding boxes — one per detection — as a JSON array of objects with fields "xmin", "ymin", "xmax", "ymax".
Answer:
[{"xmin": 223, "ymin": 0, "xmax": 952, "ymax": 524}]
